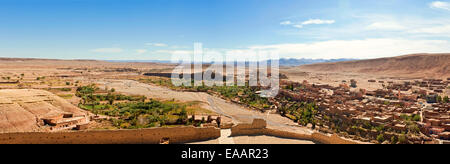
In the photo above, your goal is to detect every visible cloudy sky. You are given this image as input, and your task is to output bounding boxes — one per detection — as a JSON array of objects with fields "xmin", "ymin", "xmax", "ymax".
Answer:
[{"xmin": 0, "ymin": 0, "xmax": 450, "ymax": 60}]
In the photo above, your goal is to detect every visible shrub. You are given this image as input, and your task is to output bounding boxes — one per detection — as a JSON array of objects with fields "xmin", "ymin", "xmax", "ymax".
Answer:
[
  {"xmin": 59, "ymin": 88, "xmax": 72, "ymax": 92},
  {"xmin": 407, "ymin": 123, "xmax": 420, "ymax": 134},
  {"xmin": 398, "ymin": 134, "xmax": 407, "ymax": 144},
  {"xmin": 376, "ymin": 134, "xmax": 385, "ymax": 143},
  {"xmin": 374, "ymin": 125, "xmax": 384, "ymax": 132},
  {"xmin": 390, "ymin": 136, "xmax": 397, "ymax": 144},
  {"xmin": 437, "ymin": 96, "xmax": 442, "ymax": 103},
  {"xmin": 412, "ymin": 114, "xmax": 421, "ymax": 122}
]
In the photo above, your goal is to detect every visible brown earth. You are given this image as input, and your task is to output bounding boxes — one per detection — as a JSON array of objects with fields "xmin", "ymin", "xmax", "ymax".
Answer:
[
  {"xmin": 298, "ymin": 53, "xmax": 450, "ymax": 79},
  {"xmin": 0, "ymin": 57, "xmax": 175, "ymax": 69},
  {"xmin": 0, "ymin": 89, "xmax": 87, "ymax": 133}
]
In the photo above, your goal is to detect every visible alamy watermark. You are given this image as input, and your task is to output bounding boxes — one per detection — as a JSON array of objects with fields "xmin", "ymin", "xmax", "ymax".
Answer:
[{"xmin": 170, "ymin": 43, "xmax": 280, "ymax": 97}]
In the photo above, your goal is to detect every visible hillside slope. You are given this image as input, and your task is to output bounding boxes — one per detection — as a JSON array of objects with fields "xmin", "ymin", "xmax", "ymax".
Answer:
[{"xmin": 298, "ymin": 53, "xmax": 450, "ymax": 78}]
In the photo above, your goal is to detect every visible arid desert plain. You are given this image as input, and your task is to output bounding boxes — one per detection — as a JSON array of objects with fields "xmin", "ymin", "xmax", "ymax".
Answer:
[{"xmin": 0, "ymin": 53, "xmax": 449, "ymax": 144}]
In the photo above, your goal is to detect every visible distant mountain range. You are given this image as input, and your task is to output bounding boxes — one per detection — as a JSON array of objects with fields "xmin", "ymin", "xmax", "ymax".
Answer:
[
  {"xmin": 276, "ymin": 58, "xmax": 355, "ymax": 66},
  {"xmin": 106, "ymin": 58, "xmax": 355, "ymax": 67}
]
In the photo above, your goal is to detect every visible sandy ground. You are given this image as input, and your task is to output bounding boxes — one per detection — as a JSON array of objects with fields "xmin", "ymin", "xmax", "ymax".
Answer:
[
  {"xmin": 188, "ymin": 129, "xmax": 315, "ymax": 144},
  {"xmin": 282, "ymin": 67, "xmax": 424, "ymax": 91},
  {"xmin": 232, "ymin": 135, "xmax": 315, "ymax": 144},
  {"xmin": 189, "ymin": 135, "xmax": 315, "ymax": 144}
]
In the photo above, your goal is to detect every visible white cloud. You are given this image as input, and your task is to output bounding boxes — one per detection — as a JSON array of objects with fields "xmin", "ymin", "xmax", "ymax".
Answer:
[
  {"xmin": 135, "ymin": 49, "xmax": 148, "ymax": 54},
  {"xmin": 430, "ymin": 1, "xmax": 450, "ymax": 11},
  {"xmin": 302, "ymin": 19, "xmax": 335, "ymax": 25},
  {"xmin": 156, "ymin": 39, "xmax": 450, "ymax": 61},
  {"xmin": 286, "ymin": 19, "xmax": 336, "ymax": 29},
  {"xmin": 280, "ymin": 21, "xmax": 293, "ymax": 25},
  {"xmin": 293, "ymin": 24, "xmax": 304, "ymax": 29},
  {"xmin": 294, "ymin": 14, "xmax": 450, "ymax": 39},
  {"xmin": 145, "ymin": 43, "xmax": 168, "ymax": 47},
  {"xmin": 90, "ymin": 48, "xmax": 123, "ymax": 53},
  {"xmin": 366, "ymin": 22, "xmax": 406, "ymax": 30},
  {"xmin": 169, "ymin": 45, "xmax": 189, "ymax": 49},
  {"xmin": 409, "ymin": 25, "xmax": 450, "ymax": 35},
  {"xmin": 359, "ymin": 15, "xmax": 450, "ymax": 36},
  {"xmin": 248, "ymin": 38, "xmax": 450, "ymax": 59},
  {"xmin": 154, "ymin": 50, "xmax": 193, "ymax": 55}
]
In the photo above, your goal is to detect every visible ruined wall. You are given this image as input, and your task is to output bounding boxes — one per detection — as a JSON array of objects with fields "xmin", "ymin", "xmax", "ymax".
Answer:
[
  {"xmin": 0, "ymin": 126, "xmax": 220, "ymax": 144},
  {"xmin": 231, "ymin": 119, "xmax": 360, "ymax": 144}
]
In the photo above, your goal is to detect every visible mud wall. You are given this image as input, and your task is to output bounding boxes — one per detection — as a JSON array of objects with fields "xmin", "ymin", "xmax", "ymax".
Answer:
[
  {"xmin": 231, "ymin": 119, "xmax": 360, "ymax": 144},
  {"xmin": 230, "ymin": 118, "xmax": 267, "ymax": 136},
  {"xmin": 0, "ymin": 126, "xmax": 220, "ymax": 144},
  {"xmin": 264, "ymin": 129, "xmax": 359, "ymax": 144}
]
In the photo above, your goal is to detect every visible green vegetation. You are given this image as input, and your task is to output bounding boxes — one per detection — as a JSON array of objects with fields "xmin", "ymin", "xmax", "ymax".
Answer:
[
  {"xmin": 437, "ymin": 96, "xmax": 442, "ymax": 103},
  {"xmin": 390, "ymin": 136, "xmax": 397, "ymax": 144},
  {"xmin": 373, "ymin": 125, "xmax": 385, "ymax": 132},
  {"xmin": 400, "ymin": 114, "xmax": 421, "ymax": 122},
  {"xmin": 412, "ymin": 114, "xmax": 421, "ymax": 122},
  {"xmin": 58, "ymin": 88, "xmax": 72, "ymax": 92},
  {"xmin": 212, "ymin": 85, "xmax": 270, "ymax": 109},
  {"xmin": 398, "ymin": 133, "xmax": 407, "ymax": 144},
  {"xmin": 399, "ymin": 114, "xmax": 421, "ymax": 135},
  {"xmin": 376, "ymin": 134, "xmax": 385, "ymax": 143},
  {"xmin": 36, "ymin": 76, "xmax": 45, "ymax": 80},
  {"xmin": 444, "ymin": 96, "xmax": 449, "ymax": 103},
  {"xmin": 139, "ymin": 78, "xmax": 177, "ymax": 89},
  {"xmin": 406, "ymin": 123, "xmax": 420, "ymax": 134},
  {"xmin": 279, "ymin": 101, "xmax": 318, "ymax": 126},
  {"xmin": 140, "ymin": 77, "xmax": 271, "ymax": 109},
  {"xmin": 58, "ymin": 94, "xmax": 74, "ymax": 99},
  {"xmin": 76, "ymin": 84, "xmax": 203, "ymax": 129},
  {"xmin": 106, "ymin": 100, "xmax": 190, "ymax": 128}
]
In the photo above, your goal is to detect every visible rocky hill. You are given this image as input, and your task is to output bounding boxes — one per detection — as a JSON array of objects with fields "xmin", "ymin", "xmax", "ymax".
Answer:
[{"xmin": 298, "ymin": 53, "xmax": 450, "ymax": 78}]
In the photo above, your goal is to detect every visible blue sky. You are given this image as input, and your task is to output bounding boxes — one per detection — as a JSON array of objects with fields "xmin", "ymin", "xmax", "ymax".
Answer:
[{"xmin": 0, "ymin": 0, "xmax": 450, "ymax": 60}]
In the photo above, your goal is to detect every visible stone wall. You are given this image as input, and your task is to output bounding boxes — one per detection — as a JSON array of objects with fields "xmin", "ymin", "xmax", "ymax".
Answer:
[
  {"xmin": 231, "ymin": 119, "xmax": 360, "ymax": 144},
  {"xmin": 0, "ymin": 126, "xmax": 220, "ymax": 144}
]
